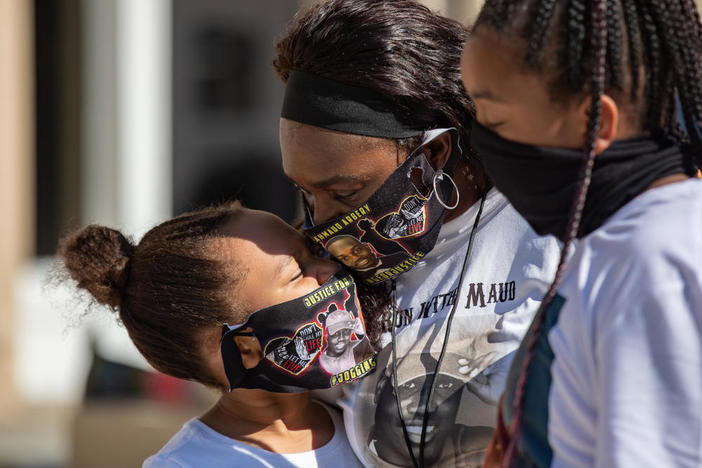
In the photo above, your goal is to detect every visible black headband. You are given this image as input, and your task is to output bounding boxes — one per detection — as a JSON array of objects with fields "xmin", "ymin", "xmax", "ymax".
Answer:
[{"xmin": 281, "ymin": 70, "xmax": 425, "ymax": 138}]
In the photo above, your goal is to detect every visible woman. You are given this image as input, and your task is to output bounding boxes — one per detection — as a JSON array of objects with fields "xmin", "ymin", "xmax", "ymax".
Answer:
[
  {"xmin": 59, "ymin": 203, "xmax": 381, "ymax": 467},
  {"xmin": 274, "ymin": 1, "xmax": 562, "ymax": 466},
  {"xmin": 461, "ymin": 1, "xmax": 702, "ymax": 466}
]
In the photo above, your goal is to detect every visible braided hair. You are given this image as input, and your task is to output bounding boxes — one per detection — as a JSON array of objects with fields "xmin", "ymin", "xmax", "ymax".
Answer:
[
  {"xmin": 476, "ymin": 0, "xmax": 702, "ymax": 159},
  {"xmin": 473, "ymin": 1, "xmax": 702, "ymax": 465}
]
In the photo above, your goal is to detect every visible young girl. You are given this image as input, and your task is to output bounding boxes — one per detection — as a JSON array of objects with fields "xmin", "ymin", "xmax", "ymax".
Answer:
[
  {"xmin": 461, "ymin": 1, "xmax": 702, "ymax": 467},
  {"xmin": 59, "ymin": 203, "xmax": 377, "ymax": 467}
]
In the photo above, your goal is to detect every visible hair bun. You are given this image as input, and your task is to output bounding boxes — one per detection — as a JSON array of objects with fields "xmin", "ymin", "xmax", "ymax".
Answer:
[{"xmin": 59, "ymin": 225, "xmax": 135, "ymax": 308}]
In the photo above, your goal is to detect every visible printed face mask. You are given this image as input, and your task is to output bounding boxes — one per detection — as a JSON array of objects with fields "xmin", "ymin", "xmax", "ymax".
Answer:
[
  {"xmin": 220, "ymin": 268, "xmax": 377, "ymax": 393},
  {"xmin": 303, "ymin": 129, "xmax": 459, "ymax": 285}
]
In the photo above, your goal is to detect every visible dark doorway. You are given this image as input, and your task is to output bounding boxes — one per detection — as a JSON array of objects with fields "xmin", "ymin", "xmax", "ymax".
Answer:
[{"xmin": 34, "ymin": 0, "xmax": 82, "ymax": 254}]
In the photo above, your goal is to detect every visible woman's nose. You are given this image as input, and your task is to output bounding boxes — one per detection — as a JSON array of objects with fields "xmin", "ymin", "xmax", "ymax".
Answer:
[{"xmin": 312, "ymin": 198, "xmax": 346, "ymax": 225}]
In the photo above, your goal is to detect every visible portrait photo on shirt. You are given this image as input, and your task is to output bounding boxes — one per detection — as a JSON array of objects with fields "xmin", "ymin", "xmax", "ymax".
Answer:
[{"xmin": 361, "ymin": 342, "xmax": 504, "ymax": 468}]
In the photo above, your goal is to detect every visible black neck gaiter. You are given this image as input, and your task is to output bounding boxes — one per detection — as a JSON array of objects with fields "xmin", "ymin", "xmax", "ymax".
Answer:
[{"xmin": 470, "ymin": 122, "xmax": 689, "ymax": 241}]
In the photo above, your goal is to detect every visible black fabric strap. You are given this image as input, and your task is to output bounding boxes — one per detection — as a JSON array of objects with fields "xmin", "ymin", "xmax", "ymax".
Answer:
[{"xmin": 281, "ymin": 70, "xmax": 424, "ymax": 138}]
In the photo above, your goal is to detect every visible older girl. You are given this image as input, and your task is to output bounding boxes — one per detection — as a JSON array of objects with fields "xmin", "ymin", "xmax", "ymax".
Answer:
[{"xmin": 462, "ymin": 1, "xmax": 702, "ymax": 466}]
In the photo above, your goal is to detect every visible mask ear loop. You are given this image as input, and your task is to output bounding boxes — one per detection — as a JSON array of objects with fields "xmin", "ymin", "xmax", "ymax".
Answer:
[
  {"xmin": 433, "ymin": 169, "xmax": 460, "ymax": 210},
  {"xmin": 222, "ymin": 323, "xmax": 255, "ymax": 336},
  {"xmin": 390, "ymin": 279, "xmax": 420, "ymax": 468},
  {"xmin": 220, "ymin": 324, "xmax": 257, "ymax": 392},
  {"xmin": 300, "ymin": 193, "xmax": 315, "ymax": 229}
]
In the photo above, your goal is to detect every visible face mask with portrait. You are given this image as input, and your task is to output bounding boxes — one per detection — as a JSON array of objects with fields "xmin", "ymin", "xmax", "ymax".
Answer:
[
  {"xmin": 220, "ymin": 267, "xmax": 376, "ymax": 393},
  {"xmin": 303, "ymin": 129, "xmax": 460, "ymax": 285}
]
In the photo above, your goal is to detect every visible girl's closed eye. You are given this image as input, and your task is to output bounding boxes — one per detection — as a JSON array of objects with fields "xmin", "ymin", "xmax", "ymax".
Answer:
[{"xmin": 290, "ymin": 267, "xmax": 303, "ymax": 282}]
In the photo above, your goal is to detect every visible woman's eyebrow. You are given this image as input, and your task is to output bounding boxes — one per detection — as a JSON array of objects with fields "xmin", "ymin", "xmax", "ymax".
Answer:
[{"xmin": 310, "ymin": 174, "xmax": 370, "ymax": 189}]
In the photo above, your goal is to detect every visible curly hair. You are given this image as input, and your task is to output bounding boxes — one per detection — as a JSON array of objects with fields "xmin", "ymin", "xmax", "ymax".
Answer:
[
  {"xmin": 59, "ymin": 202, "xmax": 391, "ymax": 391},
  {"xmin": 59, "ymin": 203, "xmax": 247, "ymax": 391}
]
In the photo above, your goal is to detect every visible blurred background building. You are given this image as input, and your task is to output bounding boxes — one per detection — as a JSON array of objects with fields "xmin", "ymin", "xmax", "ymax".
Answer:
[{"xmin": 9, "ymin": 0, "xmax": 681, "ymax": 465}]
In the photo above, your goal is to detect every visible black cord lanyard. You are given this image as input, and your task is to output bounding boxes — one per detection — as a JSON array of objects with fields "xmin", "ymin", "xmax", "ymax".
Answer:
[{"xmin": 390, "ymin": 193, "xmax": 486, "ymax": 468}]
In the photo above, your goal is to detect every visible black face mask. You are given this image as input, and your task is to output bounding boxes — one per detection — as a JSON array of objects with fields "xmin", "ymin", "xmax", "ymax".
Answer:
[
  {"xmin": 220, "ymin": 268, "xmax": 376, "ymax": 393},
  {"xmin": 303, "ymin": 129, "xmax": 460, "ymax": 285},
  {"xmin": 470, "ymin": 122, "xmax": 688, "ymax": 241}
]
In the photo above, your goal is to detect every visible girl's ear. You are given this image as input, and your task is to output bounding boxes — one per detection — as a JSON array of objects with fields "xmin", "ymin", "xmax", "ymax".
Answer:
[
  {"xmin": 596, "ymin": 94, "xmax": 619, "ymax": 154},
  {"xmin": 423, "ymin": 131, "xmax": 453, "ymax": 170},
  {"xmin": 234, "ymin": 331, "xmax": 262, "ymax": 370},
  {"xmin": 577, "ymin": 93, "xmax": 620, "ymax": 154}
]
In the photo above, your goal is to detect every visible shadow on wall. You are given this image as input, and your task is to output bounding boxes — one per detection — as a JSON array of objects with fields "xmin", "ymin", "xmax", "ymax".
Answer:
[{"xmin": 187, "ymin": 154, "xmax": 299, "ymax": 223}]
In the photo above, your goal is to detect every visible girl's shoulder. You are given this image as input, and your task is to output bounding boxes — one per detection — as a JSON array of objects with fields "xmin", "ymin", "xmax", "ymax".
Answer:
[
  {"xmin": 589, "ymin": 179, "xmax": 702, "ymax": 269},
  {"xmin": 143, "ymin": 405, "xmax": 363, "ymax": 468},
  {"xmin": 142, "ymin": 419, "xmax": 210, "ymax": 468},
  {"xmin": 560, "ymin": 179, "xmax": 702, "ymax": 328}
]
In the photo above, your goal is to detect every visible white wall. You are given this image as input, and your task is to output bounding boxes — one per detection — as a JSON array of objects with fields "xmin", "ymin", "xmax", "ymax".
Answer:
[{"xmin": 14, "ymin": 0, "xmax": 173, "ymax": 406}]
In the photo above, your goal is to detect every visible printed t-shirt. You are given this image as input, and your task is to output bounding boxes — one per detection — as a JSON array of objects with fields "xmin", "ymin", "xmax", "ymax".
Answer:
[
  {"xmin": 143, "ymin": 402, "xmax": 363, "ymax": 468},
  {"xmin": 501, "ymin": 179, "xmax": 702, "ymax": 467},
  {"xmin": 340, "ymin": 188, "xmax": 562, "ymax": 467}
]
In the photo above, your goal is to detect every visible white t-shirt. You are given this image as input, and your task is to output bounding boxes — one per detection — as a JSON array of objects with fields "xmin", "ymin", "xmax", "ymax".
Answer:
[
  {"xmin": 143, "ymin": 403, "xmax": 363, "ymax": 468},
  {"xmin": 339, "ymin": 188, "xmax": 562, "ymax": 467},
  {"xmin": 550, "ymin": 179, "xmax": 702, "ymax": 467},
  {"xmin": 502, "ymin": 179, "xmax": 702, "ymax": 467}
]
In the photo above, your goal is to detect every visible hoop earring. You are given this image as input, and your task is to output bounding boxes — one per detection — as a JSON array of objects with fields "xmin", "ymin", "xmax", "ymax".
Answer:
[{"xmin": 433, "ymin": 169, "xmax": 459, "ymax": 210}]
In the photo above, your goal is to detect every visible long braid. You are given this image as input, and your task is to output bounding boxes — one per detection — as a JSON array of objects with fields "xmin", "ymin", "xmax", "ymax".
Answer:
[
  {"xmin": 638, "ymin": 7, "xmax": 664, "ymax": 129},
  {"xmin": 502, "ymin": 2, "xmax": 608, "ymax": 465},
  {"xmin": 673, "ymin": 0, "xmax": 702, "ymax": 133},
  {"xmin": 666, "ymin": 1, "xmax": 697, "ymax": 132},
  {"xmin": 643, "ymin": 0, "xmax": 702, "ymax": 168},
  {"xmin": 650, "ymin": 0, "xmax": 683, "ymax": 137},
  {"xmin": 665, "ymin": 87, "xmax": 688, "ymax": 144},
  {"xmin": 673, "ymin": 1, "xmax": 702, "ymax": 119},
  {"xmin": 527, "ymin": 0, "xmax": 559, "ymax": 67},
  {"xmin": 621, "ymin": 0, "xmax": 642, "ymax": 100},
  {"xmin": 683, "ymin": 0, "xmax": 702, "ymax": 48},
  {"xmin": 606, "ymin": 1, "xmax": 625, "ymax": 91},
  {"xmin": 678, "ymin": 0, "xmax": 702, "ymax": 169},
  {"xmin": 565, "ymin": 0, "xmax": 588, "ymax": 90},
  {"xmin": 650, "ymin": 1, "xmax": 688, "ymax": 111}
]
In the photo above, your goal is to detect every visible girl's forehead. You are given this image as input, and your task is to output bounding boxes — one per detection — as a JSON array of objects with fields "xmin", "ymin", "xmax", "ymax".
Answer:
[
  {"xmin": 220, "ymin": 208, "xmax": 296, "ymax": 239},
  {"xmin": 211, "ymin": 209, "xmax": 302, "ymax": 264},
  {"xmin": 464, "ymin": 29, "xmax": 531, "ymax": 74}
]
